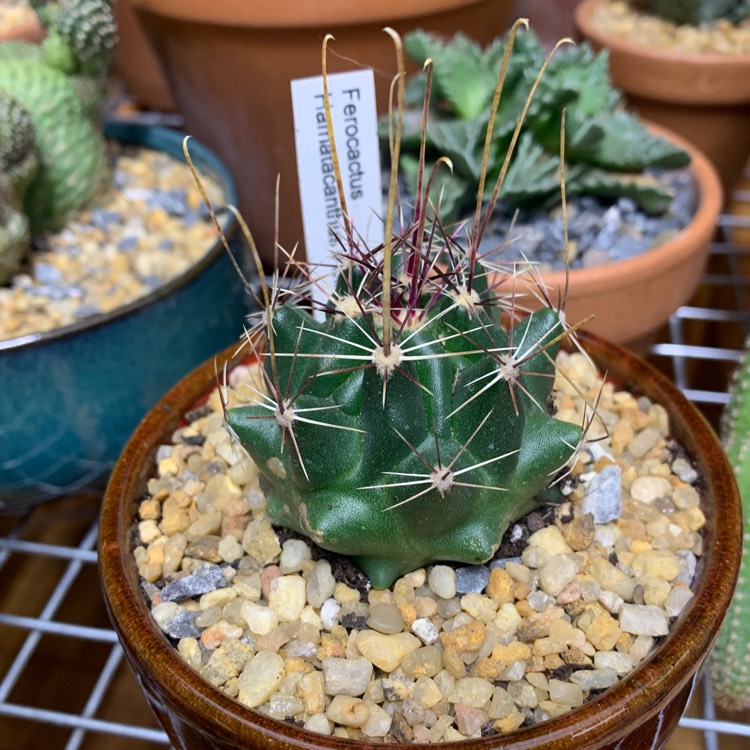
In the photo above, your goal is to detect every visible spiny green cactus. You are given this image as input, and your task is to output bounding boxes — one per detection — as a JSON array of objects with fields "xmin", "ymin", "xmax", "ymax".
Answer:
[
  {"xmin": 222, "ymin": 27, "xmax": 585, "ymax": 590},
  {"xmin": 636, "ymin": 0, "xmax": 750, "ymax": 25},
  {"xmin": 0, "ymin": 92, "xmax": 38, "ymax": 284},
  {"xmin": 712, "ymin": 339, "xmax": 750, "ymax": 710},
  {"xmin": 0, "ymin": 0, "xmax": 116, "ymax": 280},
  {"xmin": 387, "ymin": 28, "xmax": 690, "ymax": 223}
]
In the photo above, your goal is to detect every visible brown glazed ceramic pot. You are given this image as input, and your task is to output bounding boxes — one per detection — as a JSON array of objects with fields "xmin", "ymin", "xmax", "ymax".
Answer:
[
  {"xmin": 575, "ymin": 0, "xmax": 750, "ymax": 197},
  {"xmin": 501, "ymin": 122, "xmax": 722, "ymax": 351},
  {"xmin": 99, "ymin": 332, "xmax": 741, "ymax": 750},
  {"xmin": 129, "ymin": 0, "xmax": 516, "ymax": 268}
]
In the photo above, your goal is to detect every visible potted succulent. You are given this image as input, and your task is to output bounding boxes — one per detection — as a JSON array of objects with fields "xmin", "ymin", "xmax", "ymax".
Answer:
[
  {"xmin": 0, "ymin": 0, "xmax": 248, "ymax": 510},
  {"xmin": 575, "ymin": 0, "xmax": 750, "ymax": 196},
  {"xmin": 386, "ymin": 26, "xmax": 722, "ymax": 348},
  {"xmin": 127, "ymin": 0, "xmax": 519, "ymax": 268},
  {"xmin": 99, "ymin": 24, "xmax": 741, "ymax": 750}
]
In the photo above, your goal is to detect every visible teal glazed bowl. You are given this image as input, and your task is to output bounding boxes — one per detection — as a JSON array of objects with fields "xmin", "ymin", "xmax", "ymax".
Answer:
[{"xmin": 0, "ymin": 121, "xmax": 250, "ymax": 511}]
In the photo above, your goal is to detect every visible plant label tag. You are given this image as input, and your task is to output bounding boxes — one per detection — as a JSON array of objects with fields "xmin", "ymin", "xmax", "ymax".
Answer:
[{"xmin": 291, "ymin": 69, "xmax": 384, "ymax": 274}]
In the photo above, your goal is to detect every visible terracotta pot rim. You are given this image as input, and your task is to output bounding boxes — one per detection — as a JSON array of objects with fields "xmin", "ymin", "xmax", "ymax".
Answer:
[
  {"xmin": 129, "ymin": 0, "xmax": 498, "ymax": 28},
  {"xmin": 575, "ymin": 0, "xmax": 750, "ymax": 67},
  {"xmin": 538, "ymin": 120, "xmax": 722, "ymax": 301},
  {"xmin": 99, "ymin": 332, "xmax": 741, "ymax": 749}
]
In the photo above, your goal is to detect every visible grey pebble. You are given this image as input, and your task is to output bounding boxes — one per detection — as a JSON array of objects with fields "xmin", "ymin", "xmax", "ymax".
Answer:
[
  {"xmin": 161, "ymin": 562, "xmax": 227, "ymax": 602},
  {"xmin": 162, "ymin": 610, "xmax": 201, "ymax": 639},
  {"xmin": 455, "ymin": 565, "xmax": 490, "ymax": 595},
  {"xmin": 582, "ymin": 463, "xmax": 622, "ymax": 524}
]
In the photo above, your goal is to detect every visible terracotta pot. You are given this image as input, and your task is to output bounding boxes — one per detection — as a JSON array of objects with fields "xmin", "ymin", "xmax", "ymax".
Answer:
[
  {"xmin": 129, "ymin": 0, "xmax": 516, "ymax": 268},
  {"xmin": 112, "ymin": 0, "xmax": 176, "ymax": 112},
  {"xmin": 501, "ymin": 122, "xmax": 722, "ymax": 350},
  {"xmin": 512, "ymin": 0, "xmax": 584, "ymax": 46},
  {"xmin": 99, "ymin": 332, "xmax": 741, "ymax": 750},
  {"xmin": 0, "ymin": 3, "xmax": 43, "ymax": 43},
  {"xmin": 575, "ymin": 0, "xmax": 750, "ymax": 196}
]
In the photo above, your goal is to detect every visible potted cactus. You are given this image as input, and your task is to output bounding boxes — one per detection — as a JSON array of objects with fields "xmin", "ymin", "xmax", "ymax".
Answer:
[
  {"xmin": 0, "ymin": 0, "xmax": 248, "ymax": 509},
  {"xmin": 576, "ymin": 0, "xmax": 750, "ymax": 195},
  {"xmin": 712, "ymin": 337, "xmax": 750, "ymax": 711},
  {"xmin": 384, "ymin": 26, "xmax": 722, "ymax": 349},
  {"xmin": 100, "ymin": 25, "xmax": 741, "ymax": 750}
]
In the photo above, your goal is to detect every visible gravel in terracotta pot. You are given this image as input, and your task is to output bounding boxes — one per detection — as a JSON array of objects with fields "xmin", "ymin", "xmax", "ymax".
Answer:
[
  {"xmin": 513, "ymin": 123, "xmax": 722, "ymax": 350},
  {"xmin": 575, "ymin": 0, "xmax": 750, "ymax": 196},
  {"xmin": 129, "ymin": 0, "xmax": 517, "ymax": 268}
]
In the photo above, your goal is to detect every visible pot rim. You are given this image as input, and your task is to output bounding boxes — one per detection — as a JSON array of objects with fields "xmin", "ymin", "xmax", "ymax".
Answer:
[
  {"xmin": 99, "ymin": 331, "xmax": 742, "ymax": 749},
  {"xmin": 536, "ymin": 120, "xmax": 722, "ymax": 301},
  {"xmin": 128, "ymin": 0, "xmax": 505, "ymax": 28},
  {"xmin": 575, "ymin": 0, "xmax": 750, "ymax": 104},
  {"xmin": 576, "ymin": 0, "xmax": 750, "ymax": 66},
  {"xmin": 0, "ymin": 120, "xmax": 239, "ymax": 355}
]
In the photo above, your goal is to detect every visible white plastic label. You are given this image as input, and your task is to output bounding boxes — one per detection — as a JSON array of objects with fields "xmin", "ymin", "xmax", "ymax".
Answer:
[{"xmin": 291, "ymin": 69, "xmax": 383, "ymax": 272}]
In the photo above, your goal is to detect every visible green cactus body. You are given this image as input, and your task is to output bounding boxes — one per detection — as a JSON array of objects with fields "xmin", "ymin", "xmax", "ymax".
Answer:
[
  {"xmin": 227, "ymin": 264, "xmax": 582, "ymax": 589},
  {"xmin": 0, "ymin": 58, "xmax": 108, "ymax": 233},
  {"xmin": 54, "ymin": 0, "xmax": 118, "ymax": 72},
  {"xmin": 0, "ymin": 92, "xmax": 37, "ymax": 284},
  {"xmin": 712, "ymin": 342, "xmax": 750, "ymax": 709},
  {"xmin": 0, "ymin": 0, "xmax": 115, "ymax": 278}
]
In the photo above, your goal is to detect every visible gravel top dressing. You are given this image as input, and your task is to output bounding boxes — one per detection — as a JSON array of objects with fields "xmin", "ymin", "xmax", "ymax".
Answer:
[
  {"xmin": 0, "ymin": 141, "xmax": 225, "ymax": 342},
  {"xmin": 131, "ymin": 350, "xmax": 705, "ymax": 743},
  {"xmin": 589, "ymin": 0, "xmax": 750, "ymax": 54}
]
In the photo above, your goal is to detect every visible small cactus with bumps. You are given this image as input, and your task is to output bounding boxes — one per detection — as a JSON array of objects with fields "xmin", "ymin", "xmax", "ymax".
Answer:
[
  {"xmin": 222, "ymin": 26, "xmax": 586, "ymax": 590},
  {"xmin": 0, "ymin": 0, "xmax": 116, "ymax": 282},
  {"xmin": 712, "ymin": 340, "xmax": 750, "ymax": 709}
]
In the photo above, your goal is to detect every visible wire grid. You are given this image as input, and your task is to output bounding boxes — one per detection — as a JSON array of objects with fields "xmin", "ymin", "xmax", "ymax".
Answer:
[{"xmin": 2, "ymin": 210, "xmax": 750, "ymax": 750}]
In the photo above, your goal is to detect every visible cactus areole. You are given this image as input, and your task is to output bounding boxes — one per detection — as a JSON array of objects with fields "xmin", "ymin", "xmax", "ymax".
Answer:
[
  {"xmin": 228, "ymin": 280, "xmax": 581, "ymax": 589},
  {"xmin": 225, "ymin": 25, "xmax": 584, "ymax": 589}
]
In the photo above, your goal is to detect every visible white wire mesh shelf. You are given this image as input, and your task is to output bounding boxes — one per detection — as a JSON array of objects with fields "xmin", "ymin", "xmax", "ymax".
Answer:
[{"xmin": 2, "ymin": 197, "xmax": 750, "ymax": 750}]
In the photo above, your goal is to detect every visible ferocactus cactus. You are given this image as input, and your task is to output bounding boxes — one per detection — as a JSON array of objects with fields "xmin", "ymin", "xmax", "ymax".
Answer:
[
  {"xmin": 635, "ymin": 0, "xmax": 750, "ymax": 25},
  {"xmin": 712, "ymin": 339, "xmax": 750, "ymax": 709},
  {"xmin": 223, "ymin": 26, "xmax": 585, "ymax": 590},
  {"xmin": 0, "ymin": 0, "xmax": 116, "ymax": 283}
]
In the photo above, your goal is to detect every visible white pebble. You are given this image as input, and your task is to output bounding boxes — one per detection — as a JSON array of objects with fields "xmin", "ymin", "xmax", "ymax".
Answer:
[
  {"xmin": 630, "ymin": 476, "xmax": 672, "ymax": 504},
  {"xmin": 411, "ymin": 617, "xmax": 439, "ymax": 645},
  {"xmin": 594, "ymin": 650, "xmax": 633, "ymax": 675},
  {"xmin": 307, "ymin": 560, "xmax": 336, "ymax": 608},
  {"xmin": 322, "ymin": 657, "xmax": 373, "ymax": 696},
  {"xmin": 268, "ymin": 575, "xmax": 307, "ymax": 621},
  {"xmin": 304, "ymin": 714, "xmax": 332, "ymax": 735},
  {"xmin": 665, "ymin": 585, "xmax": 694, "ymax": 617},
  {"xmin": 241, "ymin": 601, "xmax": 278, "ymax": 635},
  {"xmin": 428, "ymin": 565, "xmax": 457, "ymax": 599},
  {"xmin": 320, "ymin": 598, "xmax": 342, "ymax": 630},
  {"xmin": 238, "ymin": 651, "xmax": 285, "ymax": 708},
  {"xmin": 619, "ymin": 603, "xmax": 669, "ymax": 636},
  {"xmin": 279, "ymin": 539, "xmax": 312, "ymax": 573}
]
